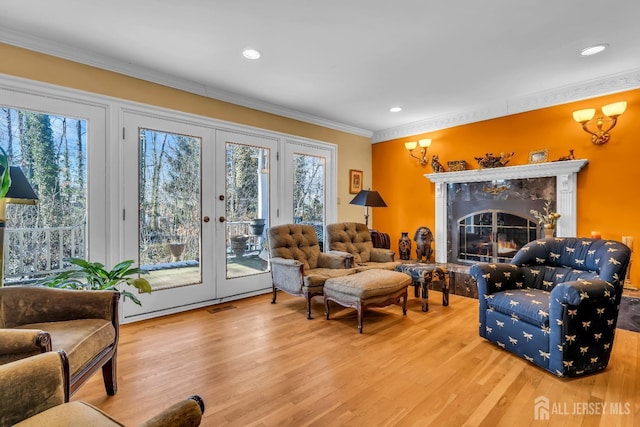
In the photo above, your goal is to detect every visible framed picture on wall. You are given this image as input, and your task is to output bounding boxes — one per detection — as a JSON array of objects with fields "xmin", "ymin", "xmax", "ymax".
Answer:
[
  {"xmin": 528, "ymin": 149, "xmax": 548, "ymax": 164},
  {"xmin": 349, "ymin": 169, "xmax": 363, "ymax": 194}
]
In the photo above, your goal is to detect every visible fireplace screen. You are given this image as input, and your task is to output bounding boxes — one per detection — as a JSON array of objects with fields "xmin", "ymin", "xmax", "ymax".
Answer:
[{"xmin": 457, "ymin": 211, "xmax": 537, "ymax": 263}]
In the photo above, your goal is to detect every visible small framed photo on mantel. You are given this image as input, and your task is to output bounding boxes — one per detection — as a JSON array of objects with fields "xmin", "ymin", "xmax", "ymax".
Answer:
[
  {"xmin": 528, "ymin": 149, "xmax": 549, "ymax": 164},
  {"xmin": 349, "ymin": 169, "xmax": 363, "ymax": 194}
]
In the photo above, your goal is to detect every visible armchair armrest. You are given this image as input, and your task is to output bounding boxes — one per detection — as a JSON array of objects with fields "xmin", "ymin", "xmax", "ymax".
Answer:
[
  {"xmin": 0, "ymin": 351, "xmax": 69, "ymax": 426},
  {"xmin": 317, "ymin": 252, "xmax": 352, "ymax": 269},
  {"xmin": 369, "ymin": 248, "xmax": 395, "ymax": 263},
  {"xmin": 269, "ymin": 257, "xmax": 304, "ymax": 294},
  {"xmin": 0, "ymin": 329, "xmax": 51, "ymax": 365},
  {"xmin": 470, "ymin": 263, "xmax": 524, "ymax": 295},
  {"xmin": 139, "ymin": 395, "xmax": 204, "ymax": 427},
  {"xmin": 551, "ymin": 279, "xmax": 618, "ymax": 306}
]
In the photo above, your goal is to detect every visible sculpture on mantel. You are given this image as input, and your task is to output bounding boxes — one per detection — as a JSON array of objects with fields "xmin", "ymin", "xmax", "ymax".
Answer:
[
  {"xmin": 431, "ymin": 155, "xmax": 446, "ymax": 173},
  {"xmin": 554, "ymin": 149, "xmax": 575, "ymax": 162},
  {"xmin": 474, "ymin": 152, "xmax": 514, "ymax": 168}
]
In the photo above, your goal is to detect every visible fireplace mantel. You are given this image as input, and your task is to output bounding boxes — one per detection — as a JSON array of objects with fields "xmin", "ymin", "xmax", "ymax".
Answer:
[{"xmin": 424, "ymin": 159, "xmax": 588, "ymax": 263}]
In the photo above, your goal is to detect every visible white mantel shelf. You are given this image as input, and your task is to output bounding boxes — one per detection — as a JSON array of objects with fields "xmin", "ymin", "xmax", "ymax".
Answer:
[
  {"xmin": 423, "ymin": 159, "xmax": 589, "ymax": 263},
  {"xmin": 425, "ymin": 159, "xmax": 588, "ymax": 184}
]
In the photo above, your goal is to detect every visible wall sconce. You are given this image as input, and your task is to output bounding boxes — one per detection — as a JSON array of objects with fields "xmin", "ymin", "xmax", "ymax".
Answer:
[
  {"xmin": 404, "ymin": 139, "xmax": 432, "ymax": 166},
  {"xmin": 572, "ymin": 101, "xmax": 627, "ymax": 145}
]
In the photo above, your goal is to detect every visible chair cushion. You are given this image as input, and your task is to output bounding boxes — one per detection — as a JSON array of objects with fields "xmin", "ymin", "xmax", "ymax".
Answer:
[
  {"xmin": 487, "ymin": 288, "xmax": 551, "ymax": 327},
  {"xmin": 325, "ymin": 269, "xmax": 411, "ymax": 300},
  {"xmin": 354, "ymin": 261, "xmax": 401, "ymax": 272},
  {"xmin": 303, "ymin": 268, "xmax": 355, "ymax": 288},
  {"xmin": 16, "ymin": 319, "xmax": 116, "ymax": 377},
  {"xmin": 13, "ymin": 401, "xmax": 124, "ymax": 426}
]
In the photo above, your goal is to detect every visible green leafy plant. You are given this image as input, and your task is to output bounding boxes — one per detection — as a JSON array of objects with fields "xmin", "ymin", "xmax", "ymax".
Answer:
[
  {"xmin": 530, "ymin": 200, "xmax": 561, "ymax": 228},
  {"xmin": 0, "ymin": 147, "xmax": 11, "ymax": 198},
  {"xmin": 42, "ymin": 258, "xmax": 152, "ymax": 306}
]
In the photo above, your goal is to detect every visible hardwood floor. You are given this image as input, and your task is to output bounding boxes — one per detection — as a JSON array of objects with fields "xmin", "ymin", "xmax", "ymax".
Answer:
[{"xmin": 73, "ymin": 292, "xmax": 639, "ymax": 426}]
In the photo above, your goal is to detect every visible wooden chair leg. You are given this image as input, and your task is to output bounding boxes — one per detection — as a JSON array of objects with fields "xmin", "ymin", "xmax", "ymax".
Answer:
[
  {"xmin": 306, "ymin": 295, "xmax": 313, "ymax": 320},
  {"xmin": 357, "ymin": 304, "xmax": 364, "ymax": 334},
  {"xmin": 271, "ymin": 286, "xmax": 277, "ymax": 304},
  {"xmin": 102, "ymin": 355, "xmax": 117, "ymax": 396}
]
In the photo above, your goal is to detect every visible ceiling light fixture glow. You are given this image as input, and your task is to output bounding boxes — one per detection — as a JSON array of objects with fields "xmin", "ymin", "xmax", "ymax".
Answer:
[
  {"xmin": 580, "ymin": 44, "xmax": 608, "ymax": 56},
  {"xmin": 389, "ymin": 106, "xmax": 402, "ymax": 113},
  {"xmin": 242, "ymin": 48, "xmax": 261, "ymax": 60}
]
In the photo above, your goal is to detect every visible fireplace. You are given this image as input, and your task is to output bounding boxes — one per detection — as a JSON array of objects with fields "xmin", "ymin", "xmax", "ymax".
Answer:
[
  {"xmin": 425, "ymin": 160, "xmax": 588, "ymax": 264},
  {"xmin": 448, "ymin": 176, "xmax": 555, "ymax": 264}
]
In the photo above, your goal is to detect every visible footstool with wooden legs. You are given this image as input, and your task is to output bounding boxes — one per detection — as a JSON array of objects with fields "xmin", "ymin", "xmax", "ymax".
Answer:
[{"xmin": 324, "ymin": 269, "xmax": 412, "ymax": 333}]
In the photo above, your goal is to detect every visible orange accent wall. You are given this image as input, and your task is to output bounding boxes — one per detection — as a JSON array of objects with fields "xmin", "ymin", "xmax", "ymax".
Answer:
[{"xmin": 373, "ymin": 89, "xmax": 640, "ymax": 286}]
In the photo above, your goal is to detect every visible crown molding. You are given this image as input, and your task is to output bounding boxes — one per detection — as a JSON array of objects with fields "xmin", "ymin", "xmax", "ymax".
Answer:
[
  {"xmin": 0, "ymin": 28, "xmax": 373, "ymax": 139},
  {"xmin": 372, "ymin": 68, "xmax": 640, "ymax": 143}
]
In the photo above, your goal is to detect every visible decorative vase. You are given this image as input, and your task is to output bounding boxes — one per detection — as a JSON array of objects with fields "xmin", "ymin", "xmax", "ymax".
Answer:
[
  {"xmin": 249, "ymin": 219, "xmax": 266, "ymax": 236},
  {"xmin": 543, "ymin": 225, "xmax": 555, "ymax": 239},
  {"xmin": 399, "ymin": 232, "xmax": 412, "ymax": 260},
  {"xmin": 230, "ymin": 235, "xmax": 249, "ymax": 257},
  {"xmin": 168, "ymin": 243, "xmax": 186, "ymax": 261}
]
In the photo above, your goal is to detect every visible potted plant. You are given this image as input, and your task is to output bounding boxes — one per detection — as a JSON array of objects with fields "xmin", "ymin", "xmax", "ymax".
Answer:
[
  {"xmin": 230, "ymin": 235, "xmax": 249, "ymax": 257},
  {"xmin": 249, "ymin": 218, "xmax": 266, "ymax": 236},
  {"xmin": 41, "ymin": 258, "xmax": 152, "ymax": 306}
]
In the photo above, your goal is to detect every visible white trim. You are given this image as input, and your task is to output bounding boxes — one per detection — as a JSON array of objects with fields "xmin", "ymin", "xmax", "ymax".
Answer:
[
  {"xmin": 424, "ymin": 160, "xmax": 588, "ymax": 263},
  {"xmin": 372, "ymin": 69, "xmax": 640, "ymax": 143},
  {"xmin": 0, "ymin": 29, "xmax": 373, "ymax": 139}
]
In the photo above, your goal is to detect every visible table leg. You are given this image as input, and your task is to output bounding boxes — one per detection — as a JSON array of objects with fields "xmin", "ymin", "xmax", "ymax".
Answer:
[
  {"xmin": 421, "ymin": 280, "xmax": 429, "ymax": 312},
  {"xmin": 442, "ymin": 274, "xmax": 450, "ymax": 307}
]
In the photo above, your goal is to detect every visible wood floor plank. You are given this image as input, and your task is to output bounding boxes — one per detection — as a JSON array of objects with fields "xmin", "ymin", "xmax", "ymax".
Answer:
[{"xmin": 72, "ymin": 291, "xmax": 639, "ymax": 426}]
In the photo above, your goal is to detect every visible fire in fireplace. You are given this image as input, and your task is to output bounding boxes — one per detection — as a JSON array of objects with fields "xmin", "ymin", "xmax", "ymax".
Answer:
[{"xmin": 456, "ymin": 210, "xmax": 538, "ymax": 263}]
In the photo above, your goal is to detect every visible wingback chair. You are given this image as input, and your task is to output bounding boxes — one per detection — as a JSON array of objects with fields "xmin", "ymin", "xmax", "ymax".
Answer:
[
  {"xmin": 267, "ymin": 224, "xmax": 354, "ymax": 319},
  {"xmin": 326, "ymin": 222, "xmax": 400, "ymax": 271},
  {"xmin": 0, "ymin": 287, "xmax": 120, "ymax": 395},
  {"xmin": 0, "ymin": 350, "xmax": 204, "ymax": 427},
  {"xmin": 470, "ymin": 237, "xmax": 631, "ymax": 377}
]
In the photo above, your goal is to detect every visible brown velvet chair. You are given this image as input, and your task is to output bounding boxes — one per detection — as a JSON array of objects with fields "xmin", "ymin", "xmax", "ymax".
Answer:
[
  {"xmin": 0, "ymin": 286, "xmax": 120, "ymax": 396},
  {"xmin": 0, "ymin": 350, "xmax": 204, "ymax": 427},
  {"xmin": 267, "ymin": 224, "xmax": 355, "ymax": 319},
  {"xmin": 326, "ymin": 222, "xmax": 400, "ymax": 271}
]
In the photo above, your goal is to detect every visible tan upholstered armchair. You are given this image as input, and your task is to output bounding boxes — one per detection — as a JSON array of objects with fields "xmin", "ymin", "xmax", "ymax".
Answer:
[
  {"xmin": 0, "ymin": 351, "xmax": 204, "ymax": 427},
  {"xmin": 326, "ymin": 222, "xmax": 400, "ymax": 272},
  {"xmin": 267, "ymin": 224, "xmax": 354, "ymax": 319},
  {"xmin": 0, "ymin": 286, "xmax": 119, "ymax": 396}
]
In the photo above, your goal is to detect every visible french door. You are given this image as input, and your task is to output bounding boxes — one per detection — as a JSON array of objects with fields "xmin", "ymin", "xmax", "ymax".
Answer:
[
  {"xmin": 215, "ymin": 130, "xmax": 276, "ymax": 298},
  {"xmin": 122, "ymin": 111, "xmax": 215, "ymax": 319}
]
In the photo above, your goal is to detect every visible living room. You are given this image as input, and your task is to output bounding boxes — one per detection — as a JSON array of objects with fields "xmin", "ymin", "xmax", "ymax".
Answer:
[{"xmin": 1, "ymin": 2, "xmax": 639, "ymax": 426}]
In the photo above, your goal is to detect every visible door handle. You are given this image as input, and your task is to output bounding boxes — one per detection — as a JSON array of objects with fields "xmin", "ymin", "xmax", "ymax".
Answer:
[
  {"xmin": 219, "ymin": 216, "xmax": 226, "ymax": 223},
  {"xmin": 203, "ymin": 216, "xmax": 210, "ymax": 223}
]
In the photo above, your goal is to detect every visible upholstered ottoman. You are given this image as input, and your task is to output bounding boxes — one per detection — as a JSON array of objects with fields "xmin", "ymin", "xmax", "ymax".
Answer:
[{"xmin": 324, "ymin": 269, "xmax": 411, "ymax": 333}]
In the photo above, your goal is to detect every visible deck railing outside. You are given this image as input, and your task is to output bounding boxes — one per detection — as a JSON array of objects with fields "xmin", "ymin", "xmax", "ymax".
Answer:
[{"xmin": 4, "ymin": 224, "xmax": 86, "ymax": 283}]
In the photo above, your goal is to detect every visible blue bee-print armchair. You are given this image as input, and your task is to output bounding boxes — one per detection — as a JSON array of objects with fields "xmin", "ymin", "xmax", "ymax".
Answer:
[{"xmin": 470, "ymin": 237, "xmax": 631, "ymax": 377}]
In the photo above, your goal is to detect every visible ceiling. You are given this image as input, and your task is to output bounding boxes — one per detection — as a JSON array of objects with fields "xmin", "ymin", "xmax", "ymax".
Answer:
[{"xmin": 1, "ymin": 1, "xmax": 640, "ymax": 141}]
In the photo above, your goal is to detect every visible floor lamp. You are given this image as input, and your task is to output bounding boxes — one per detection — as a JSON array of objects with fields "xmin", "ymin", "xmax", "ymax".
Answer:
[
  {"xmin": 349, "ymin": 189, "xmax": 387, "ymax": 228},
  {"xmin": 0, "ymin": 166, "xmax": 38, "ymax": 286}
]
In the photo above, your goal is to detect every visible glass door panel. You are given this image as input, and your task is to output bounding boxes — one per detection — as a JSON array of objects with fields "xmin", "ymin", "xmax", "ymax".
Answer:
[
  {"xmin": 293, "ymin": 153, "xmax": 325, "ymax": 249},
  {"xmin": 224, "ymin": 141, "xmax": 270, "ymax": 279},
  {"xmin": 138, "ymin": 128, "xmax": 202, "ymax": 290}
]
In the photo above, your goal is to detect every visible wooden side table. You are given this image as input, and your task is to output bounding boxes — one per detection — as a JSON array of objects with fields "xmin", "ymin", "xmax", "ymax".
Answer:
[{"xmin": 394, "ymin": 262, "xmax": 449, "ymax": 311}]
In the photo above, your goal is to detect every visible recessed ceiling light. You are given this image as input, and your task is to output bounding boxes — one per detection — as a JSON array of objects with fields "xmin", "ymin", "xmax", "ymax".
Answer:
[
  {"xmin": 389, "ymin": 106, "xmax": 403, "ymax": 113},
  {"xmin": 580, "ymin": 44, "xmax": 608, "ymax": 56},
  {"xmin": 242, "ymin": 48, "xmax": 261, "ymax": 60}
]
